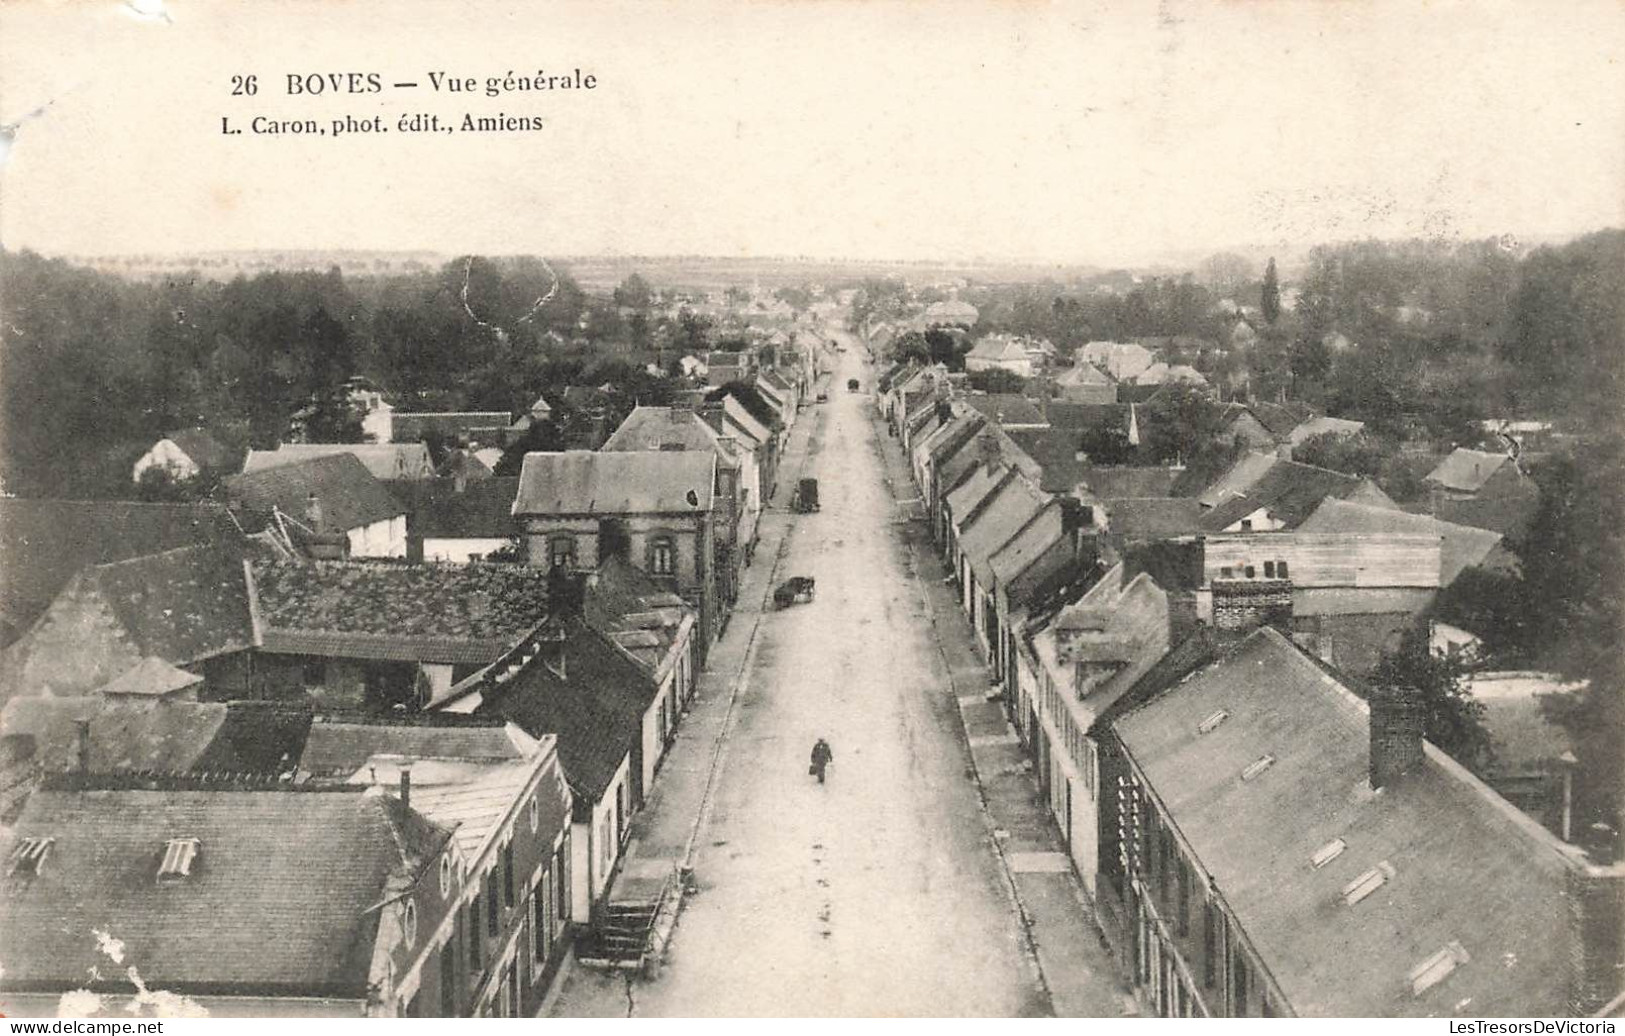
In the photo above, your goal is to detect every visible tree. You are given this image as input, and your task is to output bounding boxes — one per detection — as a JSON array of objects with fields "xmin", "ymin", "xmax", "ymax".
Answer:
[
  {"xmin": 1261, "ymin": 257, "xmax": 1281, "ymax": 325},
  {"xmin": 1200, "ymin": 252, "xmax": 1255, "ymax": 297},
  {"xmin": 612, "ymin": 273, "xmax": 653, "ymax": 310},
  {"xmin": 1369, "ymin": 627, "xmax": 1495, "ymax": 774},
  {"xmin": 966, "ymin": 369, "xmax": 1029, "ymax": 394}
]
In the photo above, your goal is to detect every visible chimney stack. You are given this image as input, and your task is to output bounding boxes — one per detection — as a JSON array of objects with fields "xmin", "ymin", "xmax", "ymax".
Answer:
[
  {"xmin": 74, "ymin": 719, "xmax": 91, "ymax": 773},
  {"xmin": 399, "ymin": 765, "xmax": 411, "ymax": 810},
  {"xmin": 304, "ymin": 492, "xmax": 324, "ymax": 532},
  {"xmin": 1369, "ymin": 685, "xmax": 1426, "ymax": 790},
  {"xmin": 1567, "ymin": 863, "xmax": 1625, "ymax": 1014}
]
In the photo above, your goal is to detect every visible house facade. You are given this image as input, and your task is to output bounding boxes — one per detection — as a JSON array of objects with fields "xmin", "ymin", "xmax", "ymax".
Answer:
[{"xmin": 513, "ymin": 451, "xmax": 719, "ymax": 655}]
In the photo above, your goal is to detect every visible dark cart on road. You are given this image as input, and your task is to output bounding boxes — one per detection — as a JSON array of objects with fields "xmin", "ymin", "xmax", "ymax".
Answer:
[
  {"xmin": 791, "ymin": 477, "xmax": 820, "ymax": 513},
  {"xmin": 847, "ymin": 378, "xmax": 860, "ymax": 392},
  {"xmin": 773, "ymin": 576, "xmax": 816, "ymax": 609}
]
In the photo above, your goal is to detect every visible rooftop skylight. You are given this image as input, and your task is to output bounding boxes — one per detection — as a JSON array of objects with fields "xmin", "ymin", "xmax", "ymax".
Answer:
[
  {"xmin": 1310, "ymin": 838, "xmax": 1347, "ymax": 869},
  {"xmin": 1410, "ymin": 942, "xmax": 1470, "ymax": 997},
  {"xmin": 1342, "ymin": 860, "xmax": 1397, "ymax": 906},
  {"xmin": 1240, "ymin": 754, "xmax": 1276, "ymax": 781}
]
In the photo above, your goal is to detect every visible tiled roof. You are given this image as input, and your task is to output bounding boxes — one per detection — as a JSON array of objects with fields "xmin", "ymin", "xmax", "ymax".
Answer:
[
  {"xmin": 297, "ymin": 715, "xmax": 531, "ymax": 776},
  {"xmin": 98, "ymin": 657, "xmax": 205, "ymax": 698},
  {"xmin": 1056, "ymin": 363, "xmax": 1114, "ymax": 387},
  {"xmin": 164, "ymin": 428, "xmax": 235, "ymax": 472},
  {"xmin": 384, "ymin": 477, "xmax": 521, "ymax": 541},
  {"xmin": 989, "ymin": 501, "xmax": 1064, "ymax": 589},
  {"xmin": 958, "ymin": 473, "xmax": 1050, "ymax": 590},
  {"xmin": 944, "ymin": 462, "xmax": 1009, "ymax": 529},
  {"xmin": 513, "ymin": 451, "xmax": 715, "ymax": 515},
  {"xmin": 251, "ymin": 560, "xmax": 551, "ymax": 664},
  {"xmin": 0, "ymin": 696, "xmax": 227, "ymax": 773},
  {"xmin": 85, "ymin": 545, "xmax": 256, "ymax": 665},
  {"xmin": 584, "ymin": 558, "xmax": 692, "ymax": 675},
  {"xmin": 1044, "ymin": 403, "xmax": 1132, "ymax": 432},
  {"xmin": 1199, "ymin": 456, "xmax": 1386, "ymax": 531},
  {"xmin": 1426, "ymin": 448, "xmax": 1515, "ymax": 494},
  {"xmin": 1245, "ymin": 401, "xmax": 1317, "ymax": 438},
  {"xmin": 1299, "ymin": 499, "xmax": 1506, "ymax": 586},
  {"xmin": 244, "ymin": 443, "xmax": 435, "ymax": 482},
  {"xmin": 225, "ymin": 453, "xmax": 404, "ymax": 534},
  {"xmin": 967, "ymin": 337, "xmax": 1029, "ymax": 362},
  {"xmin": 603, "ymin": 407, "xmax": 737, "ymax": 469},
  {"xmin": 0, "ymin": 500, "xmax": 243, "ymax": 634},
  {"xmin": 406, "ymin": 757, "xmax": 568, "ymax": 865},
  {"xmin": 477, "ymin": 619, "xmax": 653, "ymax": 801},
  {"xmin": 1103, "ymin": 497, "xmax": 1203, "ymax": 540},
  {"xmin": 1113, "ymin": 628, "xmax": 1578, "ymax": 1016},
  {"xmin": 390, "ymin": 412, "xmax": 512, "ymax": 445},
  {"xmin": 961, "ymin": 394, "xmax": 1047, "ymax": 427},
  {"xmin": 0, "ymin": 785, "xmax": 449, "ymax": 998}
]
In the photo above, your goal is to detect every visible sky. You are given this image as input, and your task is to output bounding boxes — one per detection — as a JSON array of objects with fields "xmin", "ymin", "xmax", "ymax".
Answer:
[{"xmin": 0, "ymin": 0, "xmax": 1622, "ymax": 266}]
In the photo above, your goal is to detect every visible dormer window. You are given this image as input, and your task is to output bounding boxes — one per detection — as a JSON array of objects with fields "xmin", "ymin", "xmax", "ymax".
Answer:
[
  {"xmin": 1240, "ymin": 755, "xmax": 1275, "ymax": 781},
  {"xmin": 439, "ymin": 853, "xmax": 454, "ymax": 898},
  {"xmin": 1310, "ymin": 838, "xmax": 1346, "ymax": 869},
  {"xmin": 403, "ymin": 899, "xmax": 419, "ymax": 948},
  {"xmin": 1342, "ymin": 860, "xmax": 1396, "ymax": 906},
  {"xmin": 8, "ymin": 837, "xmax": 53, "ymax": 877},
  {"xmin": 649, "ymin": 536, "xmax": 676, "ymax": 577},
  {"xmin": 1410, "ymin": 942, "xmax": 1470, "ymax": 996},
  {"xmin": 548, "ymin": 536, "xmax": 575, "ymax": 572},
  {"xmin": 158, "ymin": 838, "xmax": 200, "ymax": 880}
]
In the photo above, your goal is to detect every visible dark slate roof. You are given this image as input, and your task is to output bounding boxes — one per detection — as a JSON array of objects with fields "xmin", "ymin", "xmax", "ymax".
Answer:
[
  {"xmin": 298, "ymin": 714, "xmax": 527, "ymax": 777},
  {"xmin": 0, "ymin": 785, "xmax": 449, "ymax": 998},
  {"xmin": 0, "ymin": 500, "xmax": 244, "ymax": 635},
  {"xmin": 251, "ymin": 560, "xmax": 551, "ymax": 664},
  {"xmin": 1044, "ymin": 402, "xmax": 1131, "ymax": 431},
  {"xmin": 477, "ymin": 619, "xmax": 653, "ymax": 800},
  {"xmin": 164, "ymin": 428, "xmax": 236, "ymax": 472},
  {"xmin": 84, "ymin": 545, "xmax": 256, "ymax": 665},
  {"xmin": 1426, "ymin": 448, "xmax": 1514, "ymax": 493},
  {"xmin": 225, "ymin": 453, "xmax": 404, "ymax": 534},
  {"xmin": 390, "ymin": 411, "xmax": 513, "ymax": 445},
  {"xmin": 384, "ymin": 478, "xmax": 521, "ymax": 541},
  {"xmin": 1103, "ymin": 497, "xmax": 1203, "ymax": 540},
  {"xmin": 513, "ymin": 451, "xmax": 715, "ymax": 516},
  {"xmin": 961, "ymin": 393, "xmax": 1046, "ymax": 427},
  {"xmin": 245, "ymin": 443, "xmax": 435, "ymax": 482},
  {"xmin": 707, "ymin": 383, "xmax": 782, "ymax": 432},
  {"xmin": 583, "ymin": 557, "xmax": 692, "ymax": 675},
  {"xmin": 1113, "ymin": 628, "xmax": 1580, "ymax": 1017},
  {"xmin": 1247, "ymin": 400, "xmax": 1317, "ymax": 438},
  {"xmin": 0, "ymin": 696, "xmax": 227, "ymax": 774},
  {"xmin": 958, "ymin": 473, "xmax": 1051, "ymax": 590},
  {"xmin": 1198, "ymin": 458, "xmax": 1377, "ymax": 532}
]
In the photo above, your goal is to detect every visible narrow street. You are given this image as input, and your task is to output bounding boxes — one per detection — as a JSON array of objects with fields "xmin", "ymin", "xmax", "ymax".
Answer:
[{"xmin": 548, "ymin": 337, "xmax": 1122, "ymax": 1017}]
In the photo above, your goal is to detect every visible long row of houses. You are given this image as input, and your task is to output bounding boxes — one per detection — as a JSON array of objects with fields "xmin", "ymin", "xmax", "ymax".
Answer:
[
  {"xmin": 885, "ymin": 359, "xmax": 1622, "ymax": 1018},
  {"xmin": 0, "ymin": 334, "xmax": 829, "ymax": 1016}
]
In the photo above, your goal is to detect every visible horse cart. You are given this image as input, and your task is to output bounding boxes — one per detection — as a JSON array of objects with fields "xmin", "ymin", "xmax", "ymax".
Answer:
[
  {"xmin": 773, "ymin": 576, "xmax": 816, "ymax": 609},
  {"xmin": 790, "ymin": 477, "xmax": 820, "ymax": 513}
]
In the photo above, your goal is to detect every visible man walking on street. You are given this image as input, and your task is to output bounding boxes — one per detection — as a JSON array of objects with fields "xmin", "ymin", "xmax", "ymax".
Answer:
[{"xmin": 809, "ymin": 738, "xmax": 833, "ymax": 784}]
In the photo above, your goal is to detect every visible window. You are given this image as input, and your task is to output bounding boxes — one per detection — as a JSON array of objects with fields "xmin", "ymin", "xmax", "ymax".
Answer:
[
  {"xmin": 440, "ymin": 938, "xmax": 458, "ymax": 1015},
  {"xmin": 649, "ymin": 536, "xmax": 676, "ymax": 576},
  {"xmin": 486, "ymin": 872, "xmax": 500, "ymax": 936},
  {"xmin": 466, "ymin": 900, "xmax": 481, "ymax": 972},
  {"xmin": 158, "ymin": 838, "xmax": 200, "ymax": 880},
  {"xmin": 403, "ymin": 899, "xmax": 418, "ymax": 948},
  {"xmin": 548, "ymin": 535, "xmax": 574, "ymax": 571},
  {"xmin": 533, "ymin": 869, "xmax": 551, "ymax": 967},
  {"xmin": 1219, "ymin": 566, "xmax": 1233, "ymax": 578},
  {"xmin": 439, "ymin": 853, "xmax": 454, "ymax": 897},
  {"xmin": 1263, "ymin": 561, "xmax": 1275, "ymax": 578},
  {"xmin": 1243, "ymin": 565, "xmax": 1256, "ymax": 578},
  {"xmin": 1342, "ymin": 860, "xmax": 1396, "ymax": 906},
  {"xmin": 1197, "ymin": 709, "xmax": 1229, "ymax": 735},
  {"xmin": 1310, "ymin": 838, "xmax": 1346, "ymax": 869},
  {"xmin": 8, "ymin": 837, "xmax": 53, "ymax": 877},
  {"xmin": 1231, "ymin": 949, "xmax": 1250, "ymax": 1015},
  {"xmin": 1409, "ymin": 942, "xmax": 1469, "ymax": 996},
  {"xmin": 555, "ymin": 845, "xmax": 570, "ymax": 926},
  {"xmin": 1239, "ymin": 519, "xmax": 1253, "ymax": 532},
  {"xmin": 1277, "ymin": 560, "xmax": 1289, "ymax": 579},
  {"xmin": 528, "ymin": 796, "xmax": 539, "ymax": 833},
  {"xmin": 1240, "ymin": 755, "xmax": 1275, "ymax": 782},
  {"xmin": 503, "ymin": 841, "xmax": 515, "ymax": 907}
]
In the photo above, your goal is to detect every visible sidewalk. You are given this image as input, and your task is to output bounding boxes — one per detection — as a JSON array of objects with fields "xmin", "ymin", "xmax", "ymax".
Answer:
[{"xmin": 874, "ymin": 406, "xmax": 1137, "ymax": 1018}]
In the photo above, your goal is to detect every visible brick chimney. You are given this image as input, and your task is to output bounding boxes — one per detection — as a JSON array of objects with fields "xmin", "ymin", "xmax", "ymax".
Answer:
[
  {"xmin": 304, "ymin": 492, "xmax": 324, "ymax": 533},
  {"xmin": 399, "ymin": 765, "xmax": 412, "ymax": 810},
  {"xmin": 1368, "ymin": 684, "xmax": 1426, "ymax": 790},
  {"xmin": 1568, "ymin": 863, "xmax": 1625, "ymax": 1014}
]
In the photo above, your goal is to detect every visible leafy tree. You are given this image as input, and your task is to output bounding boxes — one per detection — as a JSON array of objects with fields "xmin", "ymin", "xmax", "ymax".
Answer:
[
  {"xmin": 1369, "ymin": 626, "xmax": 1494, "ymax": 774},
  {"xmin": 966, "ymin": 368, "xmax": 1028, "ymax": 394},
  {"xmin": 1261, "ymin": 257, "xmax": 1281, "ymax": 324},
  {"xmin": 1201, "ymin": 252, "xmax": 1255, "ymax": 297},
  {"xmin": 1076, "ymin": 422, "xmax": 1135, "ymax": 466},
  {"xmin": 612, "ymin": 273, "xmax": 653, "ymax": 310}
]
